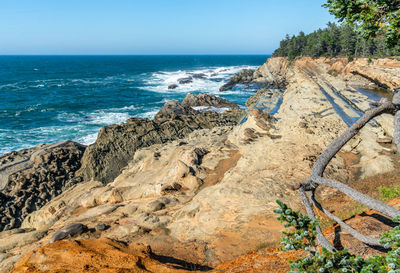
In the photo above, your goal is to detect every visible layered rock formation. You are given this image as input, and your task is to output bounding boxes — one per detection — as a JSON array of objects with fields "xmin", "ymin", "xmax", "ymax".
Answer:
[
  {"xmin": 78, "ymin": 94, "xmax": 245, "ymax": 184},
  {"xmin": 2, "ymin": 57, "xmax": 400, "ymax": 272}
]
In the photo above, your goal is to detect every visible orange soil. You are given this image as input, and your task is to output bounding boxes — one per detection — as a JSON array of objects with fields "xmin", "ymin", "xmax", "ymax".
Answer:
[{"xmin": 12, "ymin": 238, "xmax": 192, "ymax": 273}]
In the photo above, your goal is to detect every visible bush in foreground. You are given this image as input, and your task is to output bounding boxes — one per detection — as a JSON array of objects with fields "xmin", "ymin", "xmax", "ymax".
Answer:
[{"xmin": 274, "ymin": 200, "xmax": 400, "ymax": 273}]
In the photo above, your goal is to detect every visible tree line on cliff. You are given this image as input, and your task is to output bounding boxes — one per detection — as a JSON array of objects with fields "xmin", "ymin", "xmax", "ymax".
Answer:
[{"xmin": 272, "ymin": 22, "xmax": 400, "ymax": 59}]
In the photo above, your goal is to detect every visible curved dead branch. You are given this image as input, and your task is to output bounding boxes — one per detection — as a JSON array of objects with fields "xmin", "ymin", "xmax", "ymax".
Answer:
[
  {"xmin": 310, "ymin": 192, "xmax": 381, "ymax": 246},
  {"xmin": 299, "ymin": 187, "xmax": 336, "ymax": 252},
  {"xmin": 298, "ymin": 89, "xmax": 400, "ymax": 250}
]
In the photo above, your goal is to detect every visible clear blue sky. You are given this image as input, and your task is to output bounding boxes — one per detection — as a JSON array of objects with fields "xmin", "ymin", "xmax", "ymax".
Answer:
[{"xmin": 0, "ymin": 0, "xmax": 335, "ymax": 55}]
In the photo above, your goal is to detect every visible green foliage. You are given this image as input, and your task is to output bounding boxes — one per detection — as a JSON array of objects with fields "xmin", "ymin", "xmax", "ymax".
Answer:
[
  {"xmin": 274, "ymin": 200, "xmax": 400, "ymax": 273},
  {"xmin": 323, "ymin": 0, "xmax": 400, "ymax": 48},
  {"xmin": 272, "ymin": 23, "xmax": 400, "ymax": 59},
  {"xmin": 275, "ymin": 200, "xmax": 318, "ymax": 251},
  {"xmin": 378, "ymin": 186, "xmax": 400, "ymax": 201}
]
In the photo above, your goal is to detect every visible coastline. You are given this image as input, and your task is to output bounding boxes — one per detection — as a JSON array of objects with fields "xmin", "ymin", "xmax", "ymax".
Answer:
[
  {"xmin": 0, "ymin": 55, "xmax": 268, "ymax": 155},
  {"xmin": 1, "ymin": 56, "xmax": 400, "ymax": 272}
]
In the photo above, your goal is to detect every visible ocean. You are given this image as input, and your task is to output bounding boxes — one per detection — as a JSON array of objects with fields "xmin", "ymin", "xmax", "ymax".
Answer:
[{"xmin": 0, "ymin": 55, "xmax": 269, "ymax": 155}]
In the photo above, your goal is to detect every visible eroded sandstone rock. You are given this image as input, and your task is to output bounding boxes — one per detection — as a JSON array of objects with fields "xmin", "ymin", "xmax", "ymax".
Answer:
[
  {"xmin": 78, "ymin": 98, "xmax": 245, "ymax": 184},
  {"xmin": 0, "ymin": 141, "xmax": 85, "ymax": 231}
]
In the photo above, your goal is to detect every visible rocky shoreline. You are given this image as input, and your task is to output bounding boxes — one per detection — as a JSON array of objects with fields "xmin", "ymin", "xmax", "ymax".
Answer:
[{"xmin": 1, "ymin": 57, "xmax": 400, "ymax": 272}]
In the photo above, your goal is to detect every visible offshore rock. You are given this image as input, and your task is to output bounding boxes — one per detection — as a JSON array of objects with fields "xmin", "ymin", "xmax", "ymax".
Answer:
[
  {"xmin": 168, "ymin": 84, "xmax": 178, "ymax": 90},
  {"xmin": 177, "ymin": 77, "xmax": 193, "ymax": 84},
  {"xmin": 219, "ymin": 69, "xmax": 255, "ymax": 91},
  {"xmin": 0, "ymin": 141, "xmax": 85, "ymax": 232}
]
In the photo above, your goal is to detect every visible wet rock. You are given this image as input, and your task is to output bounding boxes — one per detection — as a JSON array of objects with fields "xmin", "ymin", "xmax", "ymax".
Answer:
[
  {"xmin": 50, "ymin": 223, "xmax": 88, "ymax": 243},
  {"xmin": 220, "ymin": 69, "xmax": 255, "ymax": 91},
  {"xmin": 168, "ymin": 84, "xmax": 178, "ymax": 90},
  {"xmin": 191, "ymin": 73, "xmax": 207, "ymax": 79},
  {"xmin": 178, "ymin": 77, "xmax": 193, "ymax": 84}
]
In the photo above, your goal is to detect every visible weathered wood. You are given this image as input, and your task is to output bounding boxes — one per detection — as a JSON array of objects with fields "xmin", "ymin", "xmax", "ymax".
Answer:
[
  {"xmin": 298, "ymin": 90, "xmax": 400, "ymax": 251},
  {"xmin": 299, "ymin": 187, "xmax": 336, "ymax": 252},
  {"xmin": 310, "ymin": 192, "xmax": 381, "ymax": 246}
]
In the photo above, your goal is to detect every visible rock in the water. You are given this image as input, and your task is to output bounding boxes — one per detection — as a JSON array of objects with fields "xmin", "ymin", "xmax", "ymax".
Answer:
[
  {"xmin": 190, "ymin": 73, "xmax": 207, "ymax": 79},
  {"xmin": 168, "ymin": 84, "xmax": 178, "ymax": 90},
  {"xmin": 50, "ymin": 223, "xmax": 88, "ymax": 243},
  {"xmin": 219, "ymin": 69, "xmax": 255, "ymax": 91},
  {"xmin": 178, "ymin": 77, "xmax": 193, "ymax": 84}
]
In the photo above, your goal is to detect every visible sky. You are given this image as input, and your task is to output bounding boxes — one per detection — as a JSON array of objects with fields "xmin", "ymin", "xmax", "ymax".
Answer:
[{"xmin": 0, "ymin": 0, "xmax": 335, "ymax": 55}]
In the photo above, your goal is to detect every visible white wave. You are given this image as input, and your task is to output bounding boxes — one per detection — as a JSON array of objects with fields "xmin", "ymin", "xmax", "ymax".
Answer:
[
  {"xmin": 141, "ymin": 65, "xmax": 259, "ymax": 95},
  {"xmin": 57, "ymin": 112, "xmax": 82, "ymax": 123},
  {"xmin": 137, "ymin": 109, "xmax": 159, "ymax": 119},
  {"xmin": 110, "ymin": 105, "xmax": 137, "ymax": 111},
  {"xmin": 76, "ymin": 132, "xmax": 98, "ymax": 145},
  {"xmin": 84, "ymin": 111, "xmax": 131, "ymax": 125}
]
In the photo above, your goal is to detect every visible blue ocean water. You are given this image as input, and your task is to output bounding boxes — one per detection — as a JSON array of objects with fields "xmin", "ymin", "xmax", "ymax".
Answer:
[{"xmin": 0, "ymin": 55, "xmax": 269, "ymax": 155}]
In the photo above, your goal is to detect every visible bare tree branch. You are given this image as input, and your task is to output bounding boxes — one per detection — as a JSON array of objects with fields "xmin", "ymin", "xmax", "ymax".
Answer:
[
  {"xmin": 299, "ymin": 186, "xmax": 336, "ymax": 252},
  {"xmin": 312, "ymin": 177, "xmax": 400, "ymax": 219},
  {"xmin": 296, "ymin": 89, "xmax": 400, "ymax": 252},
  {"xmin": 310, "ymin": 192, "xmax": 381, "ymax": 246}
]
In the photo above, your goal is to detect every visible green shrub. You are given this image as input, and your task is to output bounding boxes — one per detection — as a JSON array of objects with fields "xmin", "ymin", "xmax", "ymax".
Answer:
[
  {"xmin": 378, "ymin": 186, "xmax": 400, "ymax": 202},
  {"xmin": 274, "ymin": 200, "xmax": 400, "ymax": 272},
  {"xmin": 348, "ymin": 55, "xmax": 354, "ymax": 62}
]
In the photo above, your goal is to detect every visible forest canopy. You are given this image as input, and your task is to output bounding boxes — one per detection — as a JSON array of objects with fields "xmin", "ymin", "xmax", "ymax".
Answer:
[
  {"xmin": 324, "ymin": 0, "xmax": 400, "ymax": 47},
  {"xmin": 272, "ymin": 22, "xmax": 400, "ymax": 59}
]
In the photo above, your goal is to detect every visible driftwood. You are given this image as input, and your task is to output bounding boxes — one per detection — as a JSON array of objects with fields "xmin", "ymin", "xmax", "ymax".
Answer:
[{"xmin": 299, "ymin": 89, "xmax": 400, "ymax": 251}]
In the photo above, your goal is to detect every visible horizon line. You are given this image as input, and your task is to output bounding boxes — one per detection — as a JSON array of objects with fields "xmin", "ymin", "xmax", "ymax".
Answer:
[{"xmin": 0, "ymin": 53, "xmax": 273, "ymax": 56}]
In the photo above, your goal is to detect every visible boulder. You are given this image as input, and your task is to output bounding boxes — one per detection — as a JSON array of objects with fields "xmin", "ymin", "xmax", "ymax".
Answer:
[
  {"xmin": 190, "ymin": 73, "xmax": 207, "ymax": 79},
  {"xmin": 168, "ymin": 84, "xmax": 178, "ymax": 90},
  {"xmin": 181, "ymin": 93, "xmax": 239, "ymax": 109},
  {"xmin": 178, "ymin": 77, "xmax": 193, "ymax": 84},
  {"xmin": 219, "ymin": 69, "xmax": 255, "ymax": 91},
  {"xmin": 50, "ymin": 223, "xmax": 88, "ymax": 243},
  {"xmin": 155, "ymin": 100, "xmax": 199, "ymax": 117}
]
